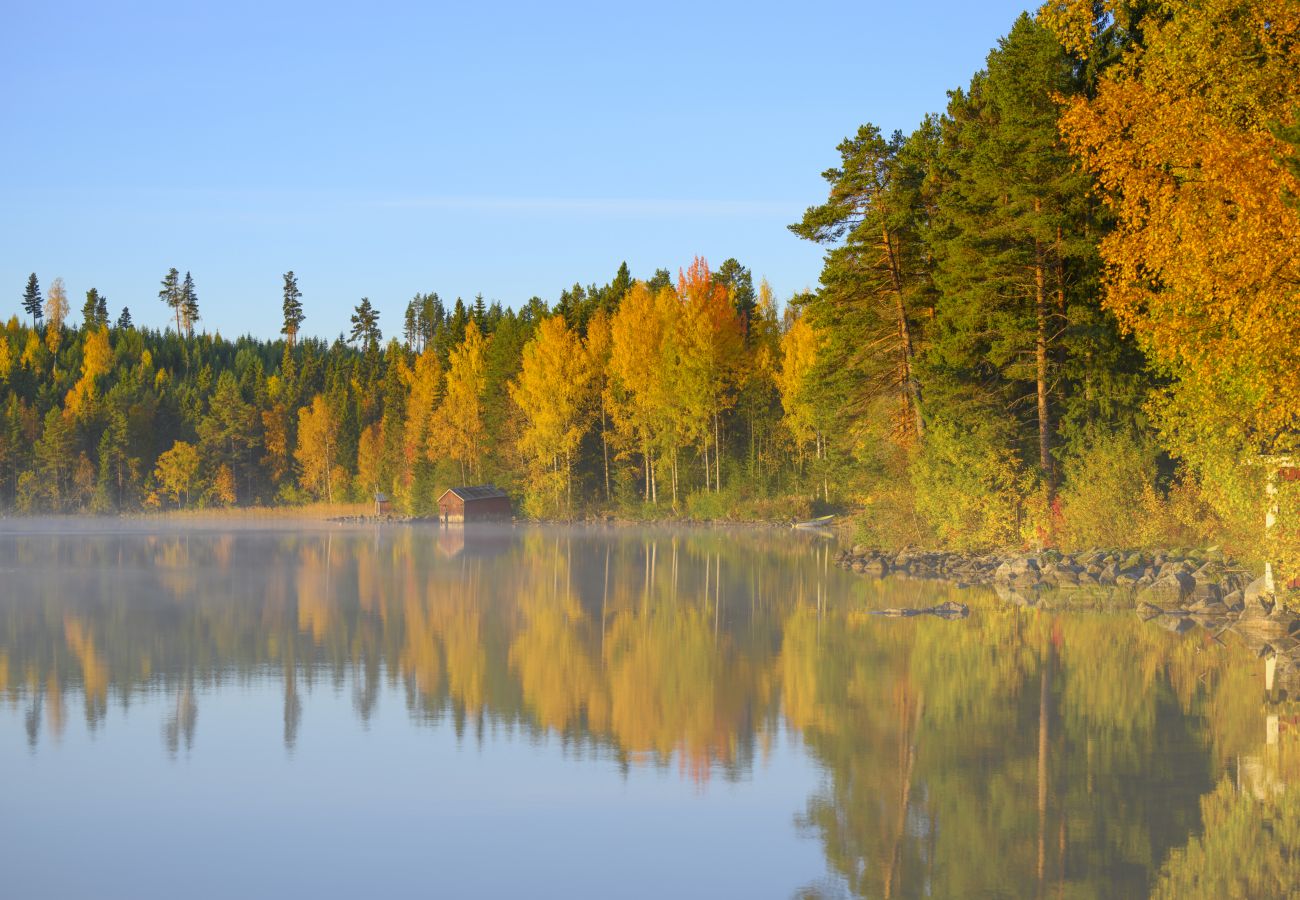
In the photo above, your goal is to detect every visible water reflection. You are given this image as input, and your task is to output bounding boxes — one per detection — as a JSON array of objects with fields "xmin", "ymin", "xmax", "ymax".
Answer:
[{"xmin": 0, "ymin": 523, "xmax": 1296, "ymax": 896}]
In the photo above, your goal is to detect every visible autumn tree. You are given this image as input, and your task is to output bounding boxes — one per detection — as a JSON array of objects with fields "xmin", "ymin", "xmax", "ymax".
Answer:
[
  {"xmin": 401, "ymin": 347, "xmax": 443, "ymax": 504},
  {"xmin": 677, "ymin": 257, "xmax": 744, "ymax": 494},
  {"xmin": 607, "ymin": 282, "xmax": 673, "ymax": 504},
  {"xmin": 777, "ymin": 311, "xmax": 822, "ymax": 474},
  {"xmin": 295, "ymin": 394, "xmax": 340, "ymax": 502},
  {"xmin": 65, "ymin": 327, "xmax": 112, "ymax": 419},
  {"xmin": 428, "ymin": 319, "xmax": 488, "ymax": 483},
  {"xmin": 509, "ymin": 315, "xmax": 594, "ymax": 516},
  {"xmin": 1044, "ymin": 0, "xmax": 1300, "ymax": 545},
  {"xmin": 154, "ymin": 440, "xmax": 201, "ymax": 507},
  {"xmin": 584, "ymin": 310, "xmax": 614, "ymax": 501},
  {"xmin": 44, "ymin": 277, "xmax": 68, "ymax": 352}
]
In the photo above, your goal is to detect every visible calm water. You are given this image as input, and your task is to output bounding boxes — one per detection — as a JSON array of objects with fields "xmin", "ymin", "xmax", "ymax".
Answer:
[{"xmin": 0, "ymin": 521, "xmax": 1294, "ymax": 898}]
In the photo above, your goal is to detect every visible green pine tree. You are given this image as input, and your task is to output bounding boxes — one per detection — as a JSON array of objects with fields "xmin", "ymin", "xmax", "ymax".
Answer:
[{"xmin": 22, "ymin": 273, "xmax": 42, "ymax": 327}]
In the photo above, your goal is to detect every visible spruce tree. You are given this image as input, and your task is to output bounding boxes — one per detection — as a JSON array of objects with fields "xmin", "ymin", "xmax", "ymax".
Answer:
[
  {"xmin": 22, "ymin": 274, "xmax": 42, "ymax": 327},
  {"xmin": 180, "ymin": 271, "xmax": 200, "ymax": 337},
  {"xmin": 96, "ymin": 291, "xmax": 108, "ymax": 327},
  {"xmin": 281, "ymin": 271, "xmax": 304, "ymax": 346},
  {"xmin": 116, "ymin": 307, "xmax": 133, "ymax": 329},
  {"xmin": 713, "ymin": 258, "xmax": 757, "ymax": 337},
  {"xmin": 82, "ymin": 288, "xmax": 102, "ymax": 330}
]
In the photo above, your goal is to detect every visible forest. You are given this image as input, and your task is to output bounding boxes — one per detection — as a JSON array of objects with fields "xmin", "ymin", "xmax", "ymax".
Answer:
[{"xmin": 1, "ymin": 0, "xmax": 1298, "ymax": 563}]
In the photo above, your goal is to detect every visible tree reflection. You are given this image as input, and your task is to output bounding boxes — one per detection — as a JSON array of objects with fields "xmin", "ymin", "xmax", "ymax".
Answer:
[{"xmin": 0, "ymin": 525, "xmax": 1292, "ymax": 894}]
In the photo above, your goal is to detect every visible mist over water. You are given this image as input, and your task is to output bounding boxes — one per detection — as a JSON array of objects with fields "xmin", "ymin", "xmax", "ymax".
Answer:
[{"xmin": 0, "ymin": 522, "xmax": 1289, "ymax": 897}]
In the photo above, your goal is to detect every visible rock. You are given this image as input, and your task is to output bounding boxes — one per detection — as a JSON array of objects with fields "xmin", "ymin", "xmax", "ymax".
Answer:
[
  {"xmin": 1243, "ymin": 575, "xmax": 1277, "ymax": 617},
  {"xmin": 871, "ymin": 600, "xmax": 970, "ymax": 619},
  {"xmin": 1187, "ymin": 579, "xmax": 1222, "ymax": 605},
  {"xmin": 932, "ymin": 600, "xmax": 970, "ymax": 618},
  {"xmin": 1136, "ymin": 571, "xmax": 1196, "ymax": 608},
  {"xmin": 1222, "ymin": 589, "xmax": 1245, "ymax": 612},
  {"xmin": 1121, "ymin": 552, "xmax": 1146, "ymax": 572},
  {"xmin": 1189, "ymin": 599, "xmax": 1229, "ymax": 617}
]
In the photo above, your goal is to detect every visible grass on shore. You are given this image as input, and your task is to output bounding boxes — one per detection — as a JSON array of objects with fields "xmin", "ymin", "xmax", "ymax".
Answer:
[{"xmin": 126, "ymin": 502, "xmax": 371, "ymax": 521}]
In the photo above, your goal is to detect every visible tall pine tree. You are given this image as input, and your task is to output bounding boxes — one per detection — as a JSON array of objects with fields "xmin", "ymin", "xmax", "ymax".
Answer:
[
  {"xmin": 281, "ymin": 271, "xmax": 304, "ymax": 346},
  {"xmin": 22, "ymin": 274, "xmax": 42, "ymax": 328}
]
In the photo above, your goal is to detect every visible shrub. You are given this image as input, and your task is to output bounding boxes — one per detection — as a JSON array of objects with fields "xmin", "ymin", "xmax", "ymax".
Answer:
[{"xmin": 910, "ymin": 421, "xmax": 1028, "ymax": 551}]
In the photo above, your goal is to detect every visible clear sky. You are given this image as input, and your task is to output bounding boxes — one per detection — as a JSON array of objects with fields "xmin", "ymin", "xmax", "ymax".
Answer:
[{"xmin": 1, "ymin": 1, "xmax": 1032, "ymax": 341}]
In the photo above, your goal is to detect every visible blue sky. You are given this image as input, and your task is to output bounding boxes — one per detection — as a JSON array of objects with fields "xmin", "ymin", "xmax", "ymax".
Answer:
[{"xmin": 1, "ymin": 1, "xmax": 1032, "ymax": 341}]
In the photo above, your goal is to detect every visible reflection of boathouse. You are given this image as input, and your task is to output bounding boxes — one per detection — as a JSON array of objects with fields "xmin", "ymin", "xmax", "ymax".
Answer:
[{"xmin": 436, "ymin": 485, "xmax": 512, "ymax": 524}]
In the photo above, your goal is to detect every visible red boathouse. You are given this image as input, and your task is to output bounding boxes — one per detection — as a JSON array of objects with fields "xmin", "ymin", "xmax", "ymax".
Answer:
[{"xmin": 436, "ymin": 485, "xmax": 512, "ymax": 523}]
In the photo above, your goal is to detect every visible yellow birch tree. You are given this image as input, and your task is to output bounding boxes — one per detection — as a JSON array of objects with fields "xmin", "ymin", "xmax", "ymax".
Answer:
[
  {"xmin": 428, "ymin": 319, "xmax": 488, "ymax": 483},
  {"xmin": 509, "ymin": 315, "xmax": 594, "ymax": 517},
  {"xmin": 295, "ymin": 394, "xmax": 340, "ymax": 502}
]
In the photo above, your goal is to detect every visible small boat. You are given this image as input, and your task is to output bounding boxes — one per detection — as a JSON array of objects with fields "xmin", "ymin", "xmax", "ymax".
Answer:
[{"xmin": 793, "ymin": 514, "xmax": 836, "ymax": 529}]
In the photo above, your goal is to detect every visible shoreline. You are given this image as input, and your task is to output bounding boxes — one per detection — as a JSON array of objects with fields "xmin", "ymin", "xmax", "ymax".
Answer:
[{"xmin": 834, "ymin": 545, "xmax": 1294, "ymax": 619}]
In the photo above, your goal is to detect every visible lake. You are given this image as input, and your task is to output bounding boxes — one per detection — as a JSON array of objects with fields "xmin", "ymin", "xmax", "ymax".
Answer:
[{"xmin": 0, "ymin": 521, "xmax": 1294, "ymax": 898}]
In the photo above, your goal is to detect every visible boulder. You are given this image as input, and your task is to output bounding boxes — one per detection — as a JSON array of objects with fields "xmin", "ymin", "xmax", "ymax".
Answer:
[
  {"xmin": 1136, "ymin": 571, "xmax": 1196, "ymax": 609},
  {"xmin": 1242, "ymin": 575, "xmax": 1277, "ymax": 617},
  {"xmin": 1222, "ymin": 589, "xmax": 1245, "ymax": 612}
]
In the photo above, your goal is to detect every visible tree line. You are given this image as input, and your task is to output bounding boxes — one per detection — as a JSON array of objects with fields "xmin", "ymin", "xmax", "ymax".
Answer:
[
  {"xmin": 1, "ymin": 0, "xmax": 1297, "ymax": 561},
  {"xmin": 0, "ymin": 256, "xmax": 807, "ymax": 519}
]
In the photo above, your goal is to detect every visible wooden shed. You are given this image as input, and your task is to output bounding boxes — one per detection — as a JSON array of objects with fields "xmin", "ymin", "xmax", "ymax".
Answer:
[
  {"xmin": 437, "ymin": 485, "xmax": 512, "ymax": 523},
  {"xmin": 374, "ymin": 492, "xmax": 391, "ymax": 516}
]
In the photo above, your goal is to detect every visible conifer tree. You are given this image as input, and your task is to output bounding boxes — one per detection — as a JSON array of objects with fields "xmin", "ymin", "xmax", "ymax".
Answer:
[
  {"xmin": 281, "ymin": 271, "xmax": 304, "ymax": 346},
  {"xmin": 712, "ymin": 258, "xmax": 757, "ymax": 337},
  {"xmin": 116, "ymin": 307, "xmax": 133, "ymax": 330},
  {"xmin": 159, "ymin": 267, "xmax": 182, "ymax": 334},
  {"xmin": 791, "ymin": 122, "xmax": 932, "ymax": 443},
  {"xmin": 180, "ymin": 271, "xmax": 200, "ymax": 337},
  {"xmin": 348, "ymin": 297, "xmax": 381, "ymax": 352},
  {"xmin": 22, "ymin": 274, "xmax": 42, "ymax": 328},
  {"xmin": 82, "ymin": 288, "xmax": 102, "ymax": 330},
  {"xmin": 929, "ymin": 14, "xmax": 1103, "ymax": 498}
]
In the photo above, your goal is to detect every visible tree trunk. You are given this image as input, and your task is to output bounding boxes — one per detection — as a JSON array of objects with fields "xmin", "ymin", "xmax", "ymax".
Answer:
[
  {"xmin": 650, "ymin": 451, "xmax": 658, "ymax": 504},
  {"xmin": 601, "ymin": 403, "xmax": 610, "ymax": 502},
  {"xmin": 882, "ymin": 227, "xmax": 924, "ymax": 439},
  {"xmin": 671, "ymin": 447, "xmax": 678, "ymax": 509},
  {"xmin": 714, "ymin": 411, "xmax": 721, "ymax": 493},
  {"xmin": 1034, "ymin": 242, "xmax": 1054, "ymax": 503}
]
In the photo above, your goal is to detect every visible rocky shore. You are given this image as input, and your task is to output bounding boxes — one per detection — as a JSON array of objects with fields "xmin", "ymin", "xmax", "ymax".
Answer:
[{"xmin": 834, "ymin": 545, "xmax": 1272, "ymax": 614}]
